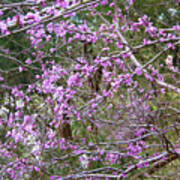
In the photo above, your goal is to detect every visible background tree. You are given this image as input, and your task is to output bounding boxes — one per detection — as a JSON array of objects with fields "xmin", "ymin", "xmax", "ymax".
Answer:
[{"xmin": 0, "ymin": 0, "xmax": 180, "ymax": 179}]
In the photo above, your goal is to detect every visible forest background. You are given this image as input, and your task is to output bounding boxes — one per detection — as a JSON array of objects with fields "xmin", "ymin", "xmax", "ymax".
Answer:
[{"xmin": 0, "ymin": 0, "xmax": 180, "ymax": 179}]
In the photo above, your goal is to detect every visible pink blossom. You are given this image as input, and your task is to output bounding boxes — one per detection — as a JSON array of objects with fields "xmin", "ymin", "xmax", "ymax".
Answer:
[
  {"xmin": 25, "ymin": 58, "xmax": 32, "ymax": 64},
  {"xmin": 0, "ymin": 11, "xmax": 3, "ymax": 16},
  {"xmin": 0, "ymin": 75, "xmax": 4, "ymax": 81},
  {"xmin": 173, "ymin": 25, "xmax": 180, "ymax": 32},
  {"xmin": 135, "ymin": 67, "xmax": 143, "ymax": 76},
  {"xmin": 67, "ymin": 73, "xmax": 82, "ymax": 87}
]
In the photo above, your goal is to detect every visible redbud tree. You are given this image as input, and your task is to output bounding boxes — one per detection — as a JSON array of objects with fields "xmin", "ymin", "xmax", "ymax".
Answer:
[{"xmin": 0, "ymin": 0, "xmax": 179, "ymax": 179}]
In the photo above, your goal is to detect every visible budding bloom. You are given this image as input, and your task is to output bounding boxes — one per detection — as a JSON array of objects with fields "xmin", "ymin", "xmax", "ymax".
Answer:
[
  {"xmin": 165, "ymin": 55, "xmax": 178, "ymax": 72},
  {"xmin": 87, "ymin": 126, "xmax": 93, "ymax": 132},
  {"xmin": 0, "ymin": 75, "xmax": 4, "ymax": 81},
  {"xmin": 79, "ymin": 154, "xmax": 89, "ymax": 168},
  {"xmin": 25, "ymin": 58, "xmax": 32, "ymax": 64},
  {"xmin": 165, "ymin": 55, "xmax": 173, "ymax": 66}
]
